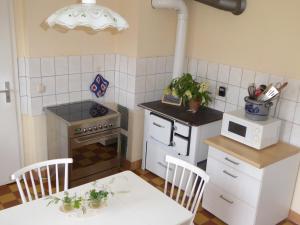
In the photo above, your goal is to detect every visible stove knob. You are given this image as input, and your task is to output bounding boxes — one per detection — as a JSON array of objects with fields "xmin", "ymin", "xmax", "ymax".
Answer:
[
  {"xmin": 104, "ymin": 125, "xmax": 108, "ymax": 128},
  {"xmin": 88, "ymin": 128, "xmax": 92, "ymax": 132},
  {"xmin": 109, "ymin": 124, "xmax": 113, "ymax": 127},
  {"xmin": 94, "ymin": 126, "xmax": 98, "ymax": 131},
  {"xmin": 98, "ymin": 125, "xmax": 102, "ymax": 129},
  {"xmin": 83, "ymin": 128, "xmax": 87, "ymax": 133}
]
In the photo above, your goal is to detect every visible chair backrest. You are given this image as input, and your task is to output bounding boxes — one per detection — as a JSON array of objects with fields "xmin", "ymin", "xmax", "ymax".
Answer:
[
  {"xmin": 164, "ymin": 155, "xmax": 209, "ymax": 216},
  {"xmin": 11, "ymin": 158, "xmax": 73, "ymax": 204}
]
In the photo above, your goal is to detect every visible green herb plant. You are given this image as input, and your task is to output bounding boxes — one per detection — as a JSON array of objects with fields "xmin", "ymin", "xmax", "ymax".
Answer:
[
  {"xmin": 164, "ymin": 73, "xmax": 212, "ymax": 106},
  {"xmin": 47, "ymin": 192, "xmax": 86, "ymax": 214},
  {"xmin": 87, "ymin": 189, "xmax": 110, "ymax": 209}
]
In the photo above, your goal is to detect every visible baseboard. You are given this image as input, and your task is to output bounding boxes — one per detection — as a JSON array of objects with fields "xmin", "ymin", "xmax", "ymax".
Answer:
[
  {"xmin": 122, "ymin": 160, "xmax": 142, "ymax": 171},
  {"xmin": 289, "ymin": 210, "xmax": 300, "ymax": 224}
]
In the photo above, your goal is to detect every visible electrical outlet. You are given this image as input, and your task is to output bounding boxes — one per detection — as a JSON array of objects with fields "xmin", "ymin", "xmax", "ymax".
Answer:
[{"xmin": 219, "ymin": 86, "xmax": 226, "ymax": 97}]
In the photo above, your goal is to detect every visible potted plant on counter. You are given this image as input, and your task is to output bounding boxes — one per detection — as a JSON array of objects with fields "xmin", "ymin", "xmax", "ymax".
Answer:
[{"xmin": 164, "ymin": 73, "xmax": 212, "ymax": 112}]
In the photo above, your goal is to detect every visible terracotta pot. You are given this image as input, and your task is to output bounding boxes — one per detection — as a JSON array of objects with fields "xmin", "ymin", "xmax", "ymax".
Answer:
[{"xmin": 189, "ymin": 99, "xmax": 201, "ymax": 113}]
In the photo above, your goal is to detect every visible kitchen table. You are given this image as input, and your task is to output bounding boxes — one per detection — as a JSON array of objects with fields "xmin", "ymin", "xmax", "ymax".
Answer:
[{"xmin": 0, "ymin": 171, "xmax": 193, "ymax": 225}]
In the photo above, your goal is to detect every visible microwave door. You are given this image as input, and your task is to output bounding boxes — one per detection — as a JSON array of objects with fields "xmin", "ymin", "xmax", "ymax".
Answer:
[{"xmin": 228, "ymin": 121, "xmax": 247, "ymax": 137}]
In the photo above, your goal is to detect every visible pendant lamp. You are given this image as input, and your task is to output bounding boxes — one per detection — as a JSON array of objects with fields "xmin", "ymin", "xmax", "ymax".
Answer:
[{"xmin": 46, "ymin": 0, "xmax": 129, "ymax": 31}]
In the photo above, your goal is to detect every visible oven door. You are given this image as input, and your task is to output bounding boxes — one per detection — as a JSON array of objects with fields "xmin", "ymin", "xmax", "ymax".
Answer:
[{"xmin": 70, "ymin": 128, "xmax": 121, "ymax": 183}]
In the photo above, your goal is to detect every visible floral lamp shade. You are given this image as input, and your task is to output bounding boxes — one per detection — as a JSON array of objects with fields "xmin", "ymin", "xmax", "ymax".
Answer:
[{"xmin": 46, "ymin": 0, "xmax": 129, "ymax": 31}]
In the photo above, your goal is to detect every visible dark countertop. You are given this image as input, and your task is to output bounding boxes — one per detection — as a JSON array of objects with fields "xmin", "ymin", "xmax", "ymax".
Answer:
[{"xmin": 139, "ymin": 101, "xmax": 223, "ymax": 127}]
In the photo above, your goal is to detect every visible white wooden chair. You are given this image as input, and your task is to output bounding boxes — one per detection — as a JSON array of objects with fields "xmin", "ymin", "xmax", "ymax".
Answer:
[
  {"xmin": 164, "ymin": 155, "xmax": 209, "ymax": 223},
  {"xmin": 11, "ymin": 158, "xmax": 73, "ymax": 204}
]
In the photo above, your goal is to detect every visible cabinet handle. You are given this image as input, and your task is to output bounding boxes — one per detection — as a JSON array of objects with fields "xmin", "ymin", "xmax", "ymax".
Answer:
[
  {"xmin": 223, "ymin": 170, "xmax": 238, "ymax": 179},
  {"xmin": 157, "ymin": 162, "xmax": 173, "ymax": 171},
  {"xmin": 225, "ymin": 157, "xmax": 240, "ymax": 166},
  {"xmin": 153, "ymin": 122, "xmax": 164, "ymax": 128},
  {"xmin": 220, "ymin": 195, "xmax": 234, "ymax": 204}
]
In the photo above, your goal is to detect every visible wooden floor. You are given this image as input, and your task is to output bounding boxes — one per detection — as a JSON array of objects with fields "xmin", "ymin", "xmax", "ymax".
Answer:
[{"xmin": 0, "ymin": 168, "xmax": 296, "ymax": 225}]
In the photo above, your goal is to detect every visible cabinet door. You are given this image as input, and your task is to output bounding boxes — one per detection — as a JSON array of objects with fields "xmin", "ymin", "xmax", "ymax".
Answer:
[
  {"xmin": 174, "ymin": 122, "xmax": 190, "ymax": 137},
  {"xmin": 145, "ymin": 139, "xmax": 193, "ymax": 191},
  {"xmin": 203, "ymin": 183, "xmax": 256, "ymax": 225},
  {"xmin": 173, "ymin": 135, "xmax": 189, "ymax": 156},
  {"xmin": 149, "ymin": 114, "xmax": 173, "ymax": 145}
]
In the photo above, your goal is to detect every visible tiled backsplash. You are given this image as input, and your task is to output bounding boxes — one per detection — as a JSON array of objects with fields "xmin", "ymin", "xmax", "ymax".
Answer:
[
  {"xmin": 17, "ymin": 54, "xmax": 300, "ymax": 148},
  {"xmin": 18, "ymin": 54, "xmax": 173, "ymax": 116}
]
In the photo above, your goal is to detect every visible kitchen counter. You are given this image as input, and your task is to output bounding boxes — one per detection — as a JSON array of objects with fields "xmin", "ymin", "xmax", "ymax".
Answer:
[
  {"xmin": 139, "ymin": 101, "xmax": 223, "ymax": 127},
  {"xmin": 205, "ymin": 135, "xmax": 300, "ymax": 168}
]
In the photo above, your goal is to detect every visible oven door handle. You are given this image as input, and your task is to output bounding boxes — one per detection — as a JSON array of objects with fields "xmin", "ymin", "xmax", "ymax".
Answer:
[
  {"xmin": 74, "ymin": 133, "xmax": 118, "ymax": 144},
  {"xmin": 71, "ymin": 129, "xmax": 121, "ymax": 148}
]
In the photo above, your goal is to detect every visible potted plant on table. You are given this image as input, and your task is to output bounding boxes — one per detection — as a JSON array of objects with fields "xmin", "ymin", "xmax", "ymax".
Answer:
[
  {"xmin": 47, "ymin": 192, "xmax": 86, "ymax": 213},
  {"xmin": 87, "ymin": 189, "xmax": 109, "ymax": 209},
  {"xmin": 164, "ymin": 73, "xmax": 212, "ymax": 113}
]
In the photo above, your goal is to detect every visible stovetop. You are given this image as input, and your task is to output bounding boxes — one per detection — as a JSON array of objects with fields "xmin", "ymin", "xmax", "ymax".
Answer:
[{"xmin": 46, "ymin": 101, "xmax": 118, "ymax": 123}]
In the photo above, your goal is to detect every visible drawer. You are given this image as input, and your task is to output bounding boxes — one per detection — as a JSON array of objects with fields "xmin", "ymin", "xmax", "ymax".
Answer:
[
  {"xmin": 208, "ymin": 147, "xmax": 263, "ymax": 180},
  {"xmin": 173, "ymin": 135, "xmax": 189, "ymax": 156},
  {"xmin": 145, "ymin": 139, "xmax": 192, "ymax": 189},
  {"xmin": 203, "ymin": 183, "xmax": 256, "ymax": 225},
  {"xmin": 149, "ymin": 114, "xmax": 173, "ymax": 145},
  {"xmin": 207, "ymin": 157, "xmax": 261, "ymax": 207},
  {"xmin": 174, "ymin": 121, "xmax": 190, "ymax": 137}
]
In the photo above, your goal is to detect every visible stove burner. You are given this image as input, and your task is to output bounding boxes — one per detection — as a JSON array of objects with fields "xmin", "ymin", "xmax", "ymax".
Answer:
[
  {"xmin": 45, "ymin": 100, "xmax": 118, "ymax": 123},
  {"xmin": 89, "ymin": 103, "xmax": 108, "ymax": 117}
]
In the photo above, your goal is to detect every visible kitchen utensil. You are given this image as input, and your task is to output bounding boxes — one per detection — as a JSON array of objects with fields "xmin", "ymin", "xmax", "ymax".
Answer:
[
  {"xmin": 248, "ymin": 83, "xmax": 256, "ymax": 99},
  {"xmin": 254, "ymin": 84, "xmax": 267, "ymax": 98},
  {"xmin": 257, "ymin": 84, "xmax": 279, "ymax": 102},
  {"xmin": 276, "ymin": 82, "xmax": 288, "ymax": 92},
  {"xmin": 264, "ymin": 82, "xmax": 288, "ymax": 103}
]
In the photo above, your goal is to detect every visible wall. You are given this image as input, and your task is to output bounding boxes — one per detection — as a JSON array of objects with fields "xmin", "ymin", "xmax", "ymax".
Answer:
[{"xmin": 186, "ymin": 0, "xmax": 300, "ymax": 79}]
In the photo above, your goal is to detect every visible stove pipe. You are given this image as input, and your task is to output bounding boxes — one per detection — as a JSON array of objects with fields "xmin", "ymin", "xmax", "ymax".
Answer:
[
  {"xmin": 152, "ymin": 0, "xmax": 188, "ymax": 78},
  {"xmin": 195, "ymin": 0, "xmax": 246, "ymax": 15},
  {"xmin": 151, "ymin": 0, "xmax": 246, "ymax": 79}
]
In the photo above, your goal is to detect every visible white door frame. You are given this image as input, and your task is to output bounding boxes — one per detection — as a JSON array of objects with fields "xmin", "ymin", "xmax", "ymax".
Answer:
[{"xmin": 6, "ymin": 0, "xmax": 25, "ymax": 168}]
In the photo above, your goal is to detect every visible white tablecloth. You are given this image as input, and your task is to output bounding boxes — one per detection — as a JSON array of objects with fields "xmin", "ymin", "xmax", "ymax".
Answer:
[{"xmin": 0, "ymin": 171, "xmax": 193, "ymax": 225}]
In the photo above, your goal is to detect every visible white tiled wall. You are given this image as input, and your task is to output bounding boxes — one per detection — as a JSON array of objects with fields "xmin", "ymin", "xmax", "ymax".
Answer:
[
  {"xmin": 18, "ymin": 54, "xmax": 172, "ymax": 116},
  {"xmin": 187, "ymin": 57, "xmax": 300, "ymax": 148},
  {"xmin": 17, "ymin": 54, "xmax": 300, "ymax": 148},
  {"xmin": 114, "ymin": 55, "xmax": 173, "ymax": 110},
  {"xmin": 18, "ymin": 54, "xmax": 116, "ymax": 116}
]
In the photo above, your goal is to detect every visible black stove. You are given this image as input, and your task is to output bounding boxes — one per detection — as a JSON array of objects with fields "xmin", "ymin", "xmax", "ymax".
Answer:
[{"xmin": 46, "ymin": 101, "xmax": 116, "ymax": 123}]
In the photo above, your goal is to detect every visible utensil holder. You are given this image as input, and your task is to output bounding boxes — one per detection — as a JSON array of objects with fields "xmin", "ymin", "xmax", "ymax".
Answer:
[{"xmin": 244, "ymin": 96, "xmax": 273, "ymax": 121}]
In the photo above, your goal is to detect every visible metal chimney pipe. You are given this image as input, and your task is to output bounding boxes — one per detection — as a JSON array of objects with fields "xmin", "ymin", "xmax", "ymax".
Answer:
[
  {"xmin": 195, "ymin": 0, "xmax": 246, "ymax": 15},
  {"xmin": 152, "ymin": 0, "xmax": 188, "ymax": 78}
]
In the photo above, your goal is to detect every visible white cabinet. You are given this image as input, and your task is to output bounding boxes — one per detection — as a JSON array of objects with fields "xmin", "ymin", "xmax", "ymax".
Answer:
[
  {"xmin": 203, "ymin": 145, "xmax": 300, "ymax": 225},
  {"xmin": 142, "ymin": 109, "xmax": 222, "ymax": 180}
]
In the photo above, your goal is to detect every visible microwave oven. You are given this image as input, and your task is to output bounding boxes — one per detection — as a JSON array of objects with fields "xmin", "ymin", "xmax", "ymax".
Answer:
[{"xmin": 221, "ymin": 110, "xmax": 281, "ymax": 150}]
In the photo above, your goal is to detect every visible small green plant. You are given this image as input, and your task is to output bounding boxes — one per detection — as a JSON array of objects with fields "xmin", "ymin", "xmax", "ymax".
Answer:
[
  {"xmin": 89, "ymin": 189, "xmax": 109, "ymax": 201},
  {"xmin": 47, "ymin": 192, "xmax": 86, "ymax": 214},
  {"xmin": 87, "ymin": 189, "xmax": 109, "ymax": 209},
  {"xmin": 164, "ymin": 73, "xmax": 212, "ymax": 106}
]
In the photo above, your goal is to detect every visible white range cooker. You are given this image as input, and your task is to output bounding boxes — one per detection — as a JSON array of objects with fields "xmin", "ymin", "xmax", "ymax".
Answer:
[{"xmin": 139, "ymin": 101, "xmax": 223, "ymax": 180}]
